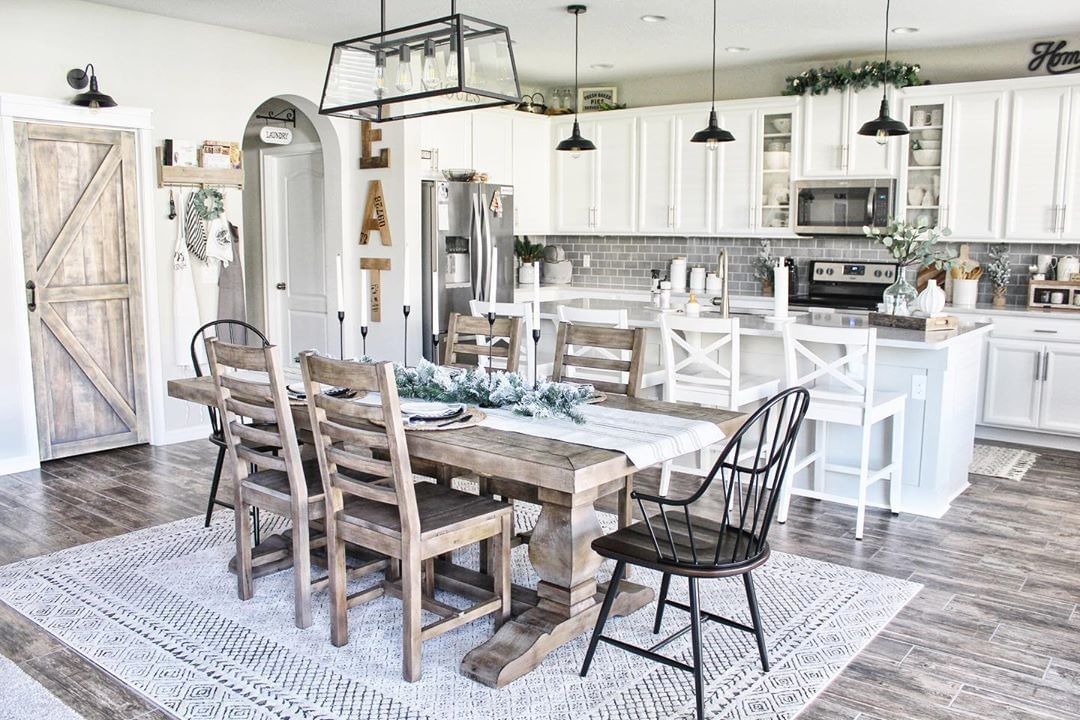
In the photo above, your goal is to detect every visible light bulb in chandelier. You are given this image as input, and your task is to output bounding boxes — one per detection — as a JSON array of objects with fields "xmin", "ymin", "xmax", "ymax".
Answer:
[
  {"xmin": 421, "ymin": 39, "xmax": 440, "ymax": 90},
  {"xmin": 445, "ymin": 33, "xmax": 459, "ymax": 88},
  {"xmin": 395, "ymin": 43, "xmax": 413, "ymax": 93},
  {"xmin": 374, "ymin": 50, "xmax": 387, "ymax": 97},
  {"xmin": 876, "ymin": 128, "xmax": 889, "ymax": 146}
]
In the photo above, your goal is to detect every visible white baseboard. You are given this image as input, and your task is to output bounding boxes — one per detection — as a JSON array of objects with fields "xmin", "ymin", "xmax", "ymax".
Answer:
[
  {"xmin": 0, "ymin": 454, "xmax": 39, "ymax": 475},
  {"xmin": 157, "ymin": 424, "xmax": 211, "ymax": 446},
  {"xmin": 976, "ymin": 425, "xmax": 1080, "ymax": 452}
]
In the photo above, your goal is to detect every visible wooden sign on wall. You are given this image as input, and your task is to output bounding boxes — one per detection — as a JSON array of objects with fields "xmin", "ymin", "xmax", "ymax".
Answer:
[
  {"xmin": 359, "ymin": 120, "xmax": 390, "ymax": 169},
  {"xmin": 360, "ymin": 257, "xmax": 390, "ymax": 322},
  {"xmin": 359, "ymin": 179, "xmax": 391, "ymax": 246}
]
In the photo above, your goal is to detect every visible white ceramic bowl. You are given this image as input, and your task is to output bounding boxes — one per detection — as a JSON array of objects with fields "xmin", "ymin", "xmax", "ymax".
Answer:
[
  {"xmin": 918, "ymin": 139, "xmax": 941, "ymax": 149},
  {"xmin": 771, "ymin": 118, "xmax": 792, "ymax": 134},
  {"xmin": 763, "ymin": 151, "xmax": 790, "ymax": 170},
  {"xmin": 919, "ymin": 128, "xmax": 942, "ymax": 141},
  {"xmin": 912, "ymin": 149, "xmax": 941, "ymax": 166}
]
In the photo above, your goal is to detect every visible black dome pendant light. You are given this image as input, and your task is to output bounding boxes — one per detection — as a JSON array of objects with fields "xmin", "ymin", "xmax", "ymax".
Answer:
[
  {"xmin": 690, "ymin": 0, "xmax": 734, "ymax": 148},
  {"xmin": 858, "ymin": 0, "xmax": 909, "ymax": 144},
  {"xmin": 555, "ymin": 5, "xmax": 596, "ymax": 157},
  {"xmin": 66, "ymin": 64, "xmax": 117, "ymax": 110}
]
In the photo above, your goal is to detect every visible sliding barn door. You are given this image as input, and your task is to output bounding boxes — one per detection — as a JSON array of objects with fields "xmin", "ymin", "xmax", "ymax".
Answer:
[{"xmin": 15, "ymin": 122, "xmax": 148, "ymax": 460}]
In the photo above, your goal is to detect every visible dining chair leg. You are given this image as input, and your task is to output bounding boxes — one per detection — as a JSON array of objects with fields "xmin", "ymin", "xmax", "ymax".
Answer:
[
  {"xmin": 291, "ymin": 505, "xmax": 313, "ymax": 629},
  {"xmin": 653, "ymin": 572, "xmax": 672, "ymax": 634},
  {"xmin": 234, "ymin": 490, "xmax": 254, "ymax": 601},
  {"xmin": 327, "ymin": 518, "xmax": 349, "ymax": 648},
  {"xmin": 580, "ymin": 560, "xmax": 626, "ymax": 678},
  {"xmin": 491, "ymin": 513, "xmax": 512, "ymax": 628},
  {"xmin": 402, "ymin": 548, "xmax": 424, "ymax": 682},
  {"xmin": 422, "ymin": 558, "xmax": 435, "ymax": 598},
  {"xmin": 658, "ymin": 461, "xmax": 672, "ymax": 496},
  {"xmin": 688, "ymin": 577, "xmax": 706, "ymax": 720},
  {"xmin": 743, "ymin": 571, "xmax": 770, "ymax": 672},
  {"xmin": 251, "ymin": 507, "xmax": 261, "ymax": 546},
  {"xmin": 890, "ymin": 407, "xmax": 905, "ymax": 516},
  {"xmin": 477, "ymin": 476, "xmax": 491, "ymax": 576},
  {"xmin": 204, "ymin": 446, "xmax": 226, "ymax": 527}
]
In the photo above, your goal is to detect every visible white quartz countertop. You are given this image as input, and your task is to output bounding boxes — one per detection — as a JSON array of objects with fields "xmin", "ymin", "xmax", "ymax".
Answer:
[{"xmin": 538, "ymin": 297, "xmax": 993, "ymax": 350}]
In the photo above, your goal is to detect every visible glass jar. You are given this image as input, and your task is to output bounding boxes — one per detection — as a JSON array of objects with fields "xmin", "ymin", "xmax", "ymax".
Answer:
[{"xmin": 883, "ymin": 265, "xmax": 918, "ymax": 316}]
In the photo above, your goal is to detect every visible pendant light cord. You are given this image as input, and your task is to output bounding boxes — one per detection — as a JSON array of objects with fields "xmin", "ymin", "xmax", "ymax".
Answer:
[
  {"xmin": 574, "ymin": 10, "xmax": 580, "ymax": 119},
  {"xmin": 710, "ymin": 0, "xmax": 717, "ymax": 110}
]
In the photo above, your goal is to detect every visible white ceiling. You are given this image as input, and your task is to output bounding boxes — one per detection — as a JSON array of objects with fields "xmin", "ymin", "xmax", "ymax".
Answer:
[{"xmin": 87, "ymin": 0, "xmax": 1080, "ymax": 85}]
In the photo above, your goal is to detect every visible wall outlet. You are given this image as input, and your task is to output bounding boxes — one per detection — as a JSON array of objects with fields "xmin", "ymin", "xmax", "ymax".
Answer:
[
  {"xmin": 911, "ymin": 374, "xmax": 927, "ymax": 401},
  {"xmin": 582, "ymin": 254, "xmax": 591, "ymax": 268}
]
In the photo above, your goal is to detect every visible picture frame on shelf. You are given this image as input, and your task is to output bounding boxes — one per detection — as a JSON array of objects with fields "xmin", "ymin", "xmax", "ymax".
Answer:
[{"xmin": 578, "ymin": 86, "xmax": 619, "ymax": 112}]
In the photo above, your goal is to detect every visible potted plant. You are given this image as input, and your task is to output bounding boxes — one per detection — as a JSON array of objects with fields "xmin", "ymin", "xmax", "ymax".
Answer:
[
  {"xmin": 986, "ymin": 243, "xmax": 1011, "ymax": 307},
  {"xmin": 514, "ymin": 237, "xmax": 545, "ymax": 285},
  {"xmin": 753, "ymin": 240, "xmax": 777, "ymax": 296},
  {"xmin": 864, "ymin": 218, "xmax": 955, "ymax": 315}
]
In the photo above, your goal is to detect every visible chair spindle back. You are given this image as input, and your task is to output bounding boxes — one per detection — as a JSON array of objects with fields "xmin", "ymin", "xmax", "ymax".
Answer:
[{"xmin": 551, "ymin": 322, "xmax": 645, "ymax": 397}]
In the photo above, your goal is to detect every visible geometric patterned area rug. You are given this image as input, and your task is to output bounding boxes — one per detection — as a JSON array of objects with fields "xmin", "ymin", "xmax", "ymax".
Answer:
[
  {"xmin": 0, "ymin": 512, "xmax": 920, "ymax": 720},
  {"xmin": 970, "ymin": 443, "xmax": 1039, "ymax": 480}
]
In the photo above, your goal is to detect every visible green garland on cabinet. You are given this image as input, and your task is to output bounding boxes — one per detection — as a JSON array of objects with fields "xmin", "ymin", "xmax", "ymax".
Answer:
[{"xmin": 783, "ymin": 60, "xmax": 926, "ymax": 96}]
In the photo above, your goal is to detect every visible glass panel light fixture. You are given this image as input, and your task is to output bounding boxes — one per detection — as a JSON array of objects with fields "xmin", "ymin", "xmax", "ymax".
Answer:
[
  {"xmin": 858, "ymin": 0, "xmax": 909, "ymax": 144},
  {"xmin": 320, "ymin": 0, "xmax": 520, "ymax": 122},
  {"xmin": 690, "ymin": 0, "xmax": 734, "ymax": 149},
  {"xmin": 555, "ymin": 5, "xmax": 596, "ymax": 157}
]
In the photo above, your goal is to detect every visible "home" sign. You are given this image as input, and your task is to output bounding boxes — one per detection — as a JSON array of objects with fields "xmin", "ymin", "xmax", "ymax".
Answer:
[{"xmin": 1029, "ymin": 40, "xmax": 1080, "ymax": 75}]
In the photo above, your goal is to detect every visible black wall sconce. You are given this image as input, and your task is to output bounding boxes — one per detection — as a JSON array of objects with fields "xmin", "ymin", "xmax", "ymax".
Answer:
[{"xmin": 66, "ymin": 64, "xmax": 117, "ymax": 110}]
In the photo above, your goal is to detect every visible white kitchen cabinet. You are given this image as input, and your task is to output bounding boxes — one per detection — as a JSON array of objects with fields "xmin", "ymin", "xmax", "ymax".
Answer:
[
  {"xmin": 511, "ymin": 113, "xmax": 551, "ymax": 235},
  {"xmin": 1004, "ymin": 84, "xmax": 1072, "ymax": 240},
  {"xmin": 1038, "ymin": 342, "xmax": 1080, "ymax": 434},
  {"xmin": 982, "ymin": 338, "xmax": 1042, "ymax": 428},
  {"xmin": 471, "ymin": 111, "xmax": 513, "ymax": 184},
  {"xmin": 418, "ymin": 112, "xmax": 472, "ymax": 175},
  {"xmin": 636, "ymin": 109, "xmax": 714, "ymax": 234},
  {"xmin": 1060, "ymin": 87, "xmax": 1080, "ymax": 241},
  {"xmin": 552, "ymin": 115, "xmax": 637, "ymax": 233},
  {"xmin": 801, "ymin": 87, "xmax": 896, "ymax": 178},
  {"xmin": 715, "ymin": 106, "xmax": 757, "ymax": 234}
]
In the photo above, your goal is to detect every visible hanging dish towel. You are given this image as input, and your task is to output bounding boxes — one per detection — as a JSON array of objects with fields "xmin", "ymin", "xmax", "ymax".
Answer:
[
  {"xmin": 216, "ymin": 221, "xmax": 249, "ymax": 344},
  {"xmin": 184, "ymin": 191, "xmax": 209, "ymax": 262},
  {"xmin": 173, "ymin": 196, "xmax": 202, "ymax": 367},
  {"xmin": 206, "ymin": 215, "xmax": 233, "ymax": 266}
]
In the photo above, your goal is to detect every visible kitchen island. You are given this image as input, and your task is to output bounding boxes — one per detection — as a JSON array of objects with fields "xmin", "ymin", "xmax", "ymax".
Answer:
[{"xmin": 523, "ymin": 288, "xmax": 993, "ymax": 520}]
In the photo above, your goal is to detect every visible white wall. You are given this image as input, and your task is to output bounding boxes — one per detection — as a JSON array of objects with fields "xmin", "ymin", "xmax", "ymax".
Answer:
[{"xmin": 0, "ymin": 0, "xmax": 377, "ymax": 465}]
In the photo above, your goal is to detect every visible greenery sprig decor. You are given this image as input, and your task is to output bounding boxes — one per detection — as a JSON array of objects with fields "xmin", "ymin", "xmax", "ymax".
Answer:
[
  {"xmin": 514, "ymin": 237, "xmax": 545, "ymax": 264},
  {"xmin": 783, "ymin": 60, "xmax": 925, "ymax": 97},
  {"xmin": 393, "ymin": 360, "xmax": 594, "ymax": 423},
  {"xmin": 864, "ymin": 218, "xmax": 955, "ymax": 269}
]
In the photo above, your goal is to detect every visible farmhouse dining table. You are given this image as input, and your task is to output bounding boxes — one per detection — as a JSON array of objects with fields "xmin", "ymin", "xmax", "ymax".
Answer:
[{"xmin": 168, "ymin": 374, "xmax": 744, "ymax": 688}]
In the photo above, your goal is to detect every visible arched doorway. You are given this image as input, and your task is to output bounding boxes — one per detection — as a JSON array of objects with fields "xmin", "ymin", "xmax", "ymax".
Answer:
[{"xmin": 241, "ymin": 95, "xmax": 343, "ymax": 366}]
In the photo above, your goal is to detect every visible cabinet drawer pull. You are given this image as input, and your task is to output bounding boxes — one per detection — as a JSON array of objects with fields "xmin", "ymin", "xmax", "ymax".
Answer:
[
  {"xmin": 1042, "ymin": 352, "xmax": 1050, "ymax": 381},
  {"xmin": 1033, "ymin": 329, "xmax": 1058, "ymax": 334}
]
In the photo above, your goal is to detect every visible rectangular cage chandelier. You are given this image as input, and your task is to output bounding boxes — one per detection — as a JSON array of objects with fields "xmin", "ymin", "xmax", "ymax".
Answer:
[{"xmin": 319, "ymin": 0, "xmax": 521, "ymax": 122}]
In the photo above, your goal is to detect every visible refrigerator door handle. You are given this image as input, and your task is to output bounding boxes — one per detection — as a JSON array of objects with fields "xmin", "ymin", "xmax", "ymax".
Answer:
[{"xmin": 470, "ymin": 191, "xmax": 482, "ymax": 300}]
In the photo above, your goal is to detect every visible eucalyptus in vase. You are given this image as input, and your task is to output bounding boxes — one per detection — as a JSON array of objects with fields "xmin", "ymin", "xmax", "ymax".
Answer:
[{"xmin": 864, "ymin": 219, "xmax": 955, "ymax": 316}]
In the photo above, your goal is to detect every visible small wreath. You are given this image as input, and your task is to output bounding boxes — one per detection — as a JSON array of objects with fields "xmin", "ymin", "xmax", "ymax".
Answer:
[{"xmin": 192, "ymin": 187, "xmax": 224, "ymax": 221}]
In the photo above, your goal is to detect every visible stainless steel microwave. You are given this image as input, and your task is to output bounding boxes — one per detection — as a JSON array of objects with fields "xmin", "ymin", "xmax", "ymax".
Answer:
[{"xmin": 793, "ymin": 178, "xmax": 895, "ymax": 235}]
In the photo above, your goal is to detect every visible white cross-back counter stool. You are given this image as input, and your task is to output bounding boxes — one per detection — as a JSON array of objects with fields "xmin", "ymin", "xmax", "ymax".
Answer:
[{"xmin": 779, "ymin": 323, "xmax": 905, "ymax": 539}]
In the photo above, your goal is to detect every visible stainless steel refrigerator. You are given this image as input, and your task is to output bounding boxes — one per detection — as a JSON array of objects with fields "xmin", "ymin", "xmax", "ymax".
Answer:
[{"xmin": 421, "ymin": 179, "xmax": 515, "ymax": 361}]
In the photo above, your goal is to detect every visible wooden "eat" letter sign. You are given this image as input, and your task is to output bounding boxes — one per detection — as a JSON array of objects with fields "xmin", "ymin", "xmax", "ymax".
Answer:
[
  {"xmin": 360, "ymin": 179, "xmax": 391, "ymax": 246},
  {"xmin": 360, "ymin": 257, "xmax": 391, "ymax": 322},
  {"xmin": 359, "ymin": 120, "xmax": 390, "ymax": 169}
]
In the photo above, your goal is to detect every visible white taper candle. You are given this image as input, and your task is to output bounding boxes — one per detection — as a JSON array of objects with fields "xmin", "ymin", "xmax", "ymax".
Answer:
[
  {"xmin": 359, "ymin": 268, "xmax": 370, "ymax": 326},
  {"xmin": 335, "ymin": 253, "xmax": 344, "ymax": 313},
  {"xmin": 532, "ymin": 262, "xmax": 541, "ymax": 331},
  {"xmin": 401, "ymin": 241, "xmax": 410, "ymax": 306},
  {"xmin": 773, "ymin": 258, "xmax": 788, "ymax": 320}
]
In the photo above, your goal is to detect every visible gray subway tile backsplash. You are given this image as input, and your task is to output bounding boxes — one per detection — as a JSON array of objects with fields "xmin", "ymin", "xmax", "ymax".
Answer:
[{"xmin": 533, "ymin": 235, "xmax": 1080, "ymax": 307}]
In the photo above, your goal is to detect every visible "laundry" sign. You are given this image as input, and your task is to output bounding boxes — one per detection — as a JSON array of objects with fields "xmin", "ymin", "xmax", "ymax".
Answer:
[{"xmin": 1029, "ymin": 40, "xmax": 1080, "ymax": 75}]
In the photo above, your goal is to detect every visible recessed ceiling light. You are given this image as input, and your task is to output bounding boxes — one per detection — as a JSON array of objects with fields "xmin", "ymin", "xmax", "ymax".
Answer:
[
  {"xmin": 725, "ymin": 46, "xmax": 750, "ymax": 53},
  {"xmin": 590, "ymin": 62, "xmax": 614, "ymax": 70},
  {"xmin": 640, "ymin": 14, "xmax": 667, "ymax": 23},
  {"xmin": 891, "ymin": 26, "xmax": 919, "ymax": 34}
]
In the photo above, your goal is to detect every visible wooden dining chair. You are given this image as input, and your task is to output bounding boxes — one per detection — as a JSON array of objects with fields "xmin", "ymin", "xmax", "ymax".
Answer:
[
  {"xmin": 550, "ymin": 321, "xmax": 646, "ymax": 397},
  {"xmin": 205, "ymin": 338, "xmax": 330, "ymax": 629},
  {"xmin": 581, "ymin": 387, "xmax": 810, "ymax": 720},
  {"xmin": 555, "ymin": 306, "xmax": 666, "ymax": 393},
  {"xmin": 468, "ymin": 299, "xmax": 546, "ymax": 379},
  {"xmin": 300, "ymin": 353, "xmax": 513, "ymax": 682},
  {"xmin": 190, "ymin": 319, "xmax": 270, "ymax": 532},
  {"xmin": 443, "ymin": 312, "xmax": 525, "ymax": 374}
]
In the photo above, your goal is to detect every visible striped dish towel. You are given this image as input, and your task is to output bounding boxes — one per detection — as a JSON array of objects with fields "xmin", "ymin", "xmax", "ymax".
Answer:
[{"xmin": 184, "ymin": 191, "xmax": 208, "ymax": 262}]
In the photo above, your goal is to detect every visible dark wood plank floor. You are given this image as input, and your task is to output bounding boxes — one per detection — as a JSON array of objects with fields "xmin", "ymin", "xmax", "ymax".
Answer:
[{"xmin": 0, "ymin": 439, "xmax": 1077, "ymax": 719}]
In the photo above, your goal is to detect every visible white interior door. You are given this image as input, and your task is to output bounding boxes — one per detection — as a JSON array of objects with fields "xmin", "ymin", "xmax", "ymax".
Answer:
[{"xmin": 263, "ymin": 147, "xmax": 332, "ymax": 368}]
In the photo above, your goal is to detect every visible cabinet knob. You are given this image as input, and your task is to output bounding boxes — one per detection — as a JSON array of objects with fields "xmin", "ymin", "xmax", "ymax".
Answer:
[{"xmin": 276, "ymin": 282, "xmax": 287, "ymax": 290}]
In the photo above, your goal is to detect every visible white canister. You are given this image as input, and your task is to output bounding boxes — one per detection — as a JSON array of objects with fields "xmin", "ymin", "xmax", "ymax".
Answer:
[
  {"xmin": 705, "ymin": 272, "xmax": 722, "ymax": 294},
  {"xmin": 1057, "ymin": 255, "xmax": 1079, "ymax": 281},
  {"xmin": 952, "ymin": 278, "xmax": 979, "ymax": 308},
  {"xmin": 689, "ymin": 266, "xmax": 706, "ymax": 292},
  {"xmin": 1051, "ymin": 291, "xmax": 1067, "ymax": 305},
  {"xmin": 659, "ymin": 280, "xmax": 672, "ymax": 309},
  {"xmin": 669, "ymin": 257, "xmax": 688, "ymax": 292}
]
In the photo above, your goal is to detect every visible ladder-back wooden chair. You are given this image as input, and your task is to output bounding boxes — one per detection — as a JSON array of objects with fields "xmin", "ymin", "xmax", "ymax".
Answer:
[
  {"xmin": 469, "ymin": 299, "xmax": 547, "ymax": 379},
  {"xmin": 205, "ymin": 338, "xmax": 326, "ymax": 629},
  {"xmin": 550, "ymin": 322, "xmax": 646, "ymax": 397},
  {"xmin": 581, "ymin": 387, "xmax": 810, "ymax": 720},
  {"xmin": 779, "ymin": 324, "xmax": 906, "ymax": 539},
  {"xmin": 443, "ymin": 312, "xmax": 525, "ymax": 375},
  {"xmin": 300, "ymin": 353, "xmax": 512, "ymax": 682}
]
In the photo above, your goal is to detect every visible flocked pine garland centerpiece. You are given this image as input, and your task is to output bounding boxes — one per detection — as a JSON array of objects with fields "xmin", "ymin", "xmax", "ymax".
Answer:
[
  {"xmin": 864, "ymin": 218, "xmax": 955, "ymax": 316},
  {"xmin": 783, "ymin": 60, "xmax": 925, "ymax": 96},
  {"xmin": 393, "ymin": 360, "xmax": 594, "ymax": 423}
]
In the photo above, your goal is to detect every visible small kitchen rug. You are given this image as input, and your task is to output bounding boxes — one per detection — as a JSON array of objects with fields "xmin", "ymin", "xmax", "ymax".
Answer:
[
  {"xmin": 0, "ymin": 513, "xmax": 920, "ymax": 720},
  {"xmin": 969, "ymin": 443, "xmax": 1039, "ymax": 480}
]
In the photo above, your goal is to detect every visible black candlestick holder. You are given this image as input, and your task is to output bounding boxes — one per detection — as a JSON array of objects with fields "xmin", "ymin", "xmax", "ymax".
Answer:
[
  {"xmin": 360, "ymin": 325, "xmax": 368, "ymax": 357},
  {"xmin": 532, "ymin": 327, "xmax": 541, "ymax": 389},
  {"xmin": 486, "ymin": 311, "xmax": 496, "ymax": 383},
  {"xmin": 403, "ymin": 305, "xmax": 411, "ymax": 365},
  {"xmin": 337, "ymin": 310, "xmax": 345, "ymax": 359}
]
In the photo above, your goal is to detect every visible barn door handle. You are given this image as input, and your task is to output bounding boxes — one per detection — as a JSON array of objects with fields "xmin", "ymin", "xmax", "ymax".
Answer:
[{"xmin": 25, "ymin": 281, "xmax": 36, "ymax": 312}]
